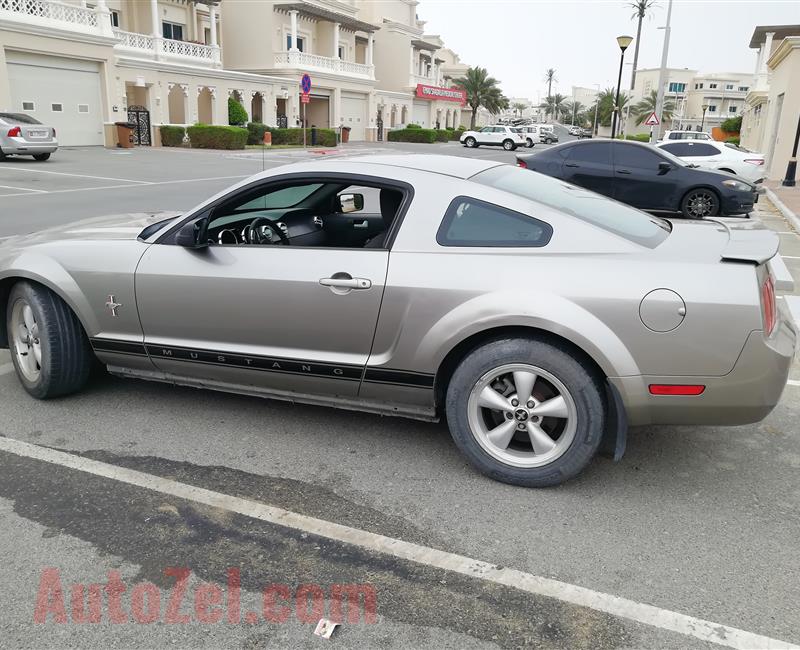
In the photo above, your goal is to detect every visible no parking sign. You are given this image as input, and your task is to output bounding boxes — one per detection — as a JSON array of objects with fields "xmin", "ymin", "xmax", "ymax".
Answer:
[{"xmin": 301, "ymin": 74, "xmax": 312, "ymax": 95}]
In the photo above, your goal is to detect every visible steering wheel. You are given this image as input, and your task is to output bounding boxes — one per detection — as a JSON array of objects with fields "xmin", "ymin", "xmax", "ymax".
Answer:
[{"xmin": 247, "ymin": 217, "xmax": 290, "ymax": 246}]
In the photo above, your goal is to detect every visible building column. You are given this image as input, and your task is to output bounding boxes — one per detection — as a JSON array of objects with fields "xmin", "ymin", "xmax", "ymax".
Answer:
[
  {"xmin": 93, "ymin": 0, "xmax": 114, "ymax": 37},
  {"xmin": 209, "ymin": 4, "xmax": 221, "ymax": 67},
  {"xmin": 761, "ymin": 31, "xmax": 775, "ymax": 74},
  {"xmin": 332, "ymin": 87, "xmax": 342, "ymax": 130},
  {"xmin": 333, "ymin": 22, "xmax": 340, "ymax": 58},
  {"xmin": 409, "ymin": 48, "xmax": 415, "ymax": 77},
  {"xmin": 189, "ymin": 2, "xmax": 197, "ymax": 41},
  {"xmin": 149, "ymin": 0, "xmax": 162, "ymax": 59},
  {"xmin": 290, "ymin": 10, "xmax": 299, "ymax": 50},
  {"xmin": 367, "ymin": 33, "xmax": 374, "ymax": 66}
]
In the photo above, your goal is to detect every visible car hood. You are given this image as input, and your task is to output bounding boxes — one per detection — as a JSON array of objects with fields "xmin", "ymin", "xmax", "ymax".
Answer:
[{"xmin": 1, "ymin": 211, "xmax": 183, "ymax": 246}]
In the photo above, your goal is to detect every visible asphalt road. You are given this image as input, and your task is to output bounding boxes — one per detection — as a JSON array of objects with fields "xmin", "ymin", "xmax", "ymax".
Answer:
[{"xmin": 0, "ymin": 142, "xmax": 798, "ymax": 650}]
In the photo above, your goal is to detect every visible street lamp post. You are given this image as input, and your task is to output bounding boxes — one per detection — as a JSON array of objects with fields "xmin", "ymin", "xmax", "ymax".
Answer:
[
  {"xmin": 592, "ymin": 83, "xmax": 600, "ymax": 136},
  {"xmin": 611, "ymin": 35, "xmax": 633, "ymax": 140},
  {"xmin": 700, "ymin": 103, "xmax": 709, "ymax": 131},
  {"xmin": 782, "ymin": 113, "xmax": 800, "ymax": 187}
]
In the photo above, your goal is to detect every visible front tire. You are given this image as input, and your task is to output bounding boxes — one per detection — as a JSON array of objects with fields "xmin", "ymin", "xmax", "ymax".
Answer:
[
  {"xmin": 502, "ymin": 139, "xmax": 516, "ymax": 151},
  {"xmin": 526, "ymin": 138, "xmax": 534, "ymax": 148},
  {"xmin": 33, "ymin": 153, "xmax": 51, "ymax": 161},
  {"xmin": 681, "ymin": 188, "xmax": 720, "ymax": 219},
  {"xmin": 445, "ymin": 337, "xmax": 606, "ymax": 487},
  {"xmin": 6, "ymin": 281, "xmax": 93, "ymax": 399}
]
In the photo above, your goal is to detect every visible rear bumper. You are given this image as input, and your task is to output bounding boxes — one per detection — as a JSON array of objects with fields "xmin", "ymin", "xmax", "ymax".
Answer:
[
  {"xmin": 2, "ymin": 138, "xmax": 58, "ymax": 154},
  {"xmin": 611, "ymin": 302, "xmax": 797, "ymax": 426}
]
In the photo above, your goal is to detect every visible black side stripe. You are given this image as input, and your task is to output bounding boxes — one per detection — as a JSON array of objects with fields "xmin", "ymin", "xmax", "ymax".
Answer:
[{"xmin": 90, "ymin": 338, "xmax": 434, "ymax": 389}]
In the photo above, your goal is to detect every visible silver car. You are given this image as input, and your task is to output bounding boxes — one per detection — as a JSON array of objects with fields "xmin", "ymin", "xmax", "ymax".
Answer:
[
  {"xmin": 0, "ymin": 113, "xmax": 58, "ymax": 161},
  {"xmin": 0, "ymin": 155, "xmax": 796, "ymax": 487}
]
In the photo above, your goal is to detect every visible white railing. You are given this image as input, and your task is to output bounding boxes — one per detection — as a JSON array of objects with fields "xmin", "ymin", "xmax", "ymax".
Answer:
[
  {"xmin": 0, "ymin": 0, "xmax": 98, "ymax": 27},
  {"xmin": 411, "ymin": 73, "xmax": 436, "ymax": 87},
  {"xmin": 274, "ymin": 51, "xmax": 374, "ymax": 78},
  {"xmin": 161, "ymin": 38, "xmax": 214, "ymax": 61},
  {"xmin": 113, "ymin": 28, "xmax": 153, "ymax": 51}
]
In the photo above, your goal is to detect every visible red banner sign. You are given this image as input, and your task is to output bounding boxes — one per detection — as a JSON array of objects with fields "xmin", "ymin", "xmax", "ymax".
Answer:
[{"xmin": 415, "ymin": 84, "xmax": 466, "ymax": 104}]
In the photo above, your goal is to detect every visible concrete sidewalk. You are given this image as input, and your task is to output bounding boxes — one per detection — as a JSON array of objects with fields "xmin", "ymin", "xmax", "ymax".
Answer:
[{"xmin": 765, "ymin": 180, "xmax": 800, "ymax": 232}]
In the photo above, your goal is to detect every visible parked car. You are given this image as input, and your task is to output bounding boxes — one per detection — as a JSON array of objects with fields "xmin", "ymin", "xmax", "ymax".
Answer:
[
  {"xmin": 656, "ymin": 139, "xmax": 766, "ymax": 184},
  {"xmin": 579, "ymin": 128, "xmax": 593, "ymax": 139},
  {"xmin": 516, "ymin": 140, "xmax": 759, "ymax": 219},
  {"xmin": 568, "ymin": 126, "xmax": 583, "ymax": 136},
  {"xmin": 1, "ymin": 155, "xmax": 796, "ymax": 487},
  {"xmin": 540, "ymin": 130, "xmax": 559, "ymax": 145},
  {"xmin": 0, "ymin": 113, "xmax": 58, "ymax": 161},
  {"xmin": 460, "ymin": 125, "xmax": 528, "ymax": 150},
  {"xmin": 660, "ymin": 130, "xmax": 713, "ymax": 142}
]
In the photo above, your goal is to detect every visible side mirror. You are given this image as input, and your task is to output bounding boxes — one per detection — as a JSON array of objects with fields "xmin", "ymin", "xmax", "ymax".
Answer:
[
  {"xmin": 338, "ymin": 193, "xmax": 364, "ymax": 213},
  {"xmin": 658, "ymin": 161, "xmax": 672, "ymax": 175},
  {"xmin": 175, "ymin": 218, "xmax": 209, "ymax": 248}
]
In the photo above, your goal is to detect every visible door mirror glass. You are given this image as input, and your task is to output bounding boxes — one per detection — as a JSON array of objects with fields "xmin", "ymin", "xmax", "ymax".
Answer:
[
  {"xmin": 338, "ymin": 193, "xmax": 364, "ymax": 213},
  {"xmin": 175, "ymin": 218, "xmax": 209, "ymax": 248}
]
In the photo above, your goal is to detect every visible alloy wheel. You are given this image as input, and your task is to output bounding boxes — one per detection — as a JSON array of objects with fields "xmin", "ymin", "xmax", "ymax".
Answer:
[
  {"xmin": 685, "ymin": 189, "xmax": 718, "ymax": 218},
  {"xmin": 11, "ymin": 299, "xmax": 42, "ymax": 382},
  {"xmin": 466, "ymin": 363, "xmax": 577, "ymax": 468}
]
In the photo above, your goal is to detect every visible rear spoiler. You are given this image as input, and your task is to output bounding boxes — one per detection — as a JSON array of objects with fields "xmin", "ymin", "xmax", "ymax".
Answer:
[{"xmin": 709, "ymin": 218, "xmax": 794, "ymax": 292}]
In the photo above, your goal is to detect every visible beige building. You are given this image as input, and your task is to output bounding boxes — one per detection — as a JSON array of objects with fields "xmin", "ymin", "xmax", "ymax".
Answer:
[
  {"xmin": 0, "ymin": 0, "xmax": 472, "ymax": 146},
  {"xmin": 741, "ymin": 25, "xmax": 800, "ymax": 181}
]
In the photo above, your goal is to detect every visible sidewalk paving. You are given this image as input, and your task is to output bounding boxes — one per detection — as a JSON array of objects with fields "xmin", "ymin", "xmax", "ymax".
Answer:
[{"xmin": 765, "ymin": 180, "xmax": 800, "ymax": 232}]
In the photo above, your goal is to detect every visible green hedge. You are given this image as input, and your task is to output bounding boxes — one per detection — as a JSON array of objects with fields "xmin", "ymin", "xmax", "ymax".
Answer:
[
  {"xmin": 159, "ymin": 125, "xmax": 185, "ymax": 147},
  {"xmin": 616, "ymin": 133, "xmax": 650, "ymax": 142},
  {"xmin": 246, "ymin": 122, "xmax": 268, "ymax": 145},
  {"xmin": 721, "ymin": 115, "xmax": 742, "ymax": 134},
  {"xmin": 725, "ymin": 136, "xmax": 740, "ymax": 146},
  {"xmin": 228, "ymin": 97, "xmax": 248, "ymax": 126},
  {"xmin": 187, "ymin": 124, "xmax": 248, "ymax": 149},
  {"xmin": 406, "ymin": 123, "xmax": 422, "ymax": 129},
  {"xmin": 435, "ymin": 129, "xmax": 450, "ymax": 142},
  {"xmin": 387, "ymin": 128, "xmax": 438, "ymax": 143},
  {"xmin": 269, "ymin": 128, "xmax": 337, "ymax": 147},
  {"xmin": 450, "ymin": 129, "xmax": 465, "ymax": 141}
]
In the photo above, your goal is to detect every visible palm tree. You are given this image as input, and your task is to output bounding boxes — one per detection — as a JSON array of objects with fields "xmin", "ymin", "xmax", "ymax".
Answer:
[
  {"xmin": 632, "ymin": 89, "xmax": 674, "ymax": 125},
  {"xmin": 512, "ymin": 101, "xmax": 527, "ymax": 118},
  {"xmin": 543, "ymin": 68, "xmax": 557, "ymax": 99},
  {"xmin": 628, "ymin": 0, "xmax": 658, "ymax": 90},
  {"xmin": 538, "ymin": 93, "xmax": 568, "ymax": 121},
  {"xmin": 563, "ymin": 100, "xmax": 585, "ymax": 125},
  {"xmin": 595, "ymin": 87, "xmax": 630, "ymax": 128},
  {"xmin": 454, "ymin": 67, "xmax": 510, "ymax": 129}
]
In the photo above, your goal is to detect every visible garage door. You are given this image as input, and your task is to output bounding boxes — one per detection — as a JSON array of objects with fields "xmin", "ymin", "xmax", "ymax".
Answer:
[
  {"xmin": 341, "ymin": 93, "xmax": 367, "ymax": 141},
  {"xmin": 412, "ymin": 101, "xmax": 430, "ymax": 128},
  {"xmin": 6, "ymin": 52, "xmax": 104, "ymax": 147}
]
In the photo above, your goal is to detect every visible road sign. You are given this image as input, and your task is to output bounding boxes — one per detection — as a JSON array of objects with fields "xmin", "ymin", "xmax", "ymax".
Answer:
[
  {"xmin": 644, "ymin": 112, "xmax": 660, "ymax": 126},
  {"xmin": 301, "ymin": 93, "xmax": 310, "ymax": 104},
  {"xmin": 301, "ymin": 74, "xmax": 312, "ymax": 94}
]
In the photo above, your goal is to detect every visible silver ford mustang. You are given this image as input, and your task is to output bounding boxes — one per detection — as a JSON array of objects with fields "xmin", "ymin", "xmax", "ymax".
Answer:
[{"xmin": 1, "ymin": 155, "xmax": 797, "ymax": 487}]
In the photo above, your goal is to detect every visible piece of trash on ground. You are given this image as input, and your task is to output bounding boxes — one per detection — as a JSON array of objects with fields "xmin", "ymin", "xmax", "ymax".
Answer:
[{"xmin": 314, "ymin": 618, "xmax": 338, "ymax": 639}]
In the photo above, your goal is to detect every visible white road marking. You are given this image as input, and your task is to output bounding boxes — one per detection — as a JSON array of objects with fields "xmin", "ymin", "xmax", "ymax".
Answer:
[
  {"xmin": 788, "ymin": 380, "xmax": 800, "ymax": 387},
  {"xmin": 777, "ymin": 232, "xmax": 797, "ymax": 236},
  {"xmin": 0, "ymin": 436, "xmax": 796, "ymax": 650},
  {"xmin": 0, "ymin": 183, "xmax": 46, "ymax": 193},
  {"xmin": 0, "ymin": 175, "xmax": 249, "ymax": 198},
  {"xmin": 0, "ymin": 363, "xmax": 15, "ymax": 376},
  {"xmin": 0, "ymin": 167, "xmax": 149, "ymax": 184},
  {"xmin": 781, "ymin": 256, "xmax": 800, "ymax": 260}
]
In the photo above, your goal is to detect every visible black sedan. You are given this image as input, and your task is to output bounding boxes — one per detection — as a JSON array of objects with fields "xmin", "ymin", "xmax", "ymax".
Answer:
[{"xmin": 516, "ymin": 140, "xmax": 758, "ymax": 219}]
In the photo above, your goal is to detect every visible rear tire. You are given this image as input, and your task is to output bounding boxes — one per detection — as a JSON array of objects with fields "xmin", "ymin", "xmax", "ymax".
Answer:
[
  {"xmin": 445, "ymin": 337, "xmax": 606, "ymax": 487},
  {"xmin": 526, "ymin": 138, "xmax": 534, "ymax": 148},
  {"xmin": 0, "ymin": 148, "xmax": 6, "ymax": 161},
  {"xmin": 681, "ymin": 188, "xmax": 720, "ymax": 219},
  {"xmin": 502, "ymin": 139, "xmax": 516, "ymax": 151},
  {"xmin": 6, "ymin": 281, "xmax": 93, "ymax": 399},
  {"xmin": 33, "ymin": 153, "xmax": 51, "ymax": 161}
]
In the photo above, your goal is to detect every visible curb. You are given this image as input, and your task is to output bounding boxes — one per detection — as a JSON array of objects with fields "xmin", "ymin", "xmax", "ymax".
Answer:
[{"xmin": 765, "ymin": 187, "xmax": 800, "ymax": 233}]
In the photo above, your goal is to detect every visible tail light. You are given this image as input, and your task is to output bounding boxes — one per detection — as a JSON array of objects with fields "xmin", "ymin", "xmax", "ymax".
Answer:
[
  {"xmin": 649, "ymin": 385, "xmax": 706, "ymax": 396},
  {"xmin": 744, "ymin": 159, "xmax": 764, "ymax": 166},
  {"xmin": 7, "ymin": 126, "xmax": 21, "ymax": 137},
  {"xmin": 517, "ymin": 159, "xmax": 528, "ymax": 169},
  {"xmin": 52, "ymin": 128, "xmax": 56, "ymax": 137},
  {"xmin": 761, "ymin": 273, "xmax": 776, "ymax": 335}
]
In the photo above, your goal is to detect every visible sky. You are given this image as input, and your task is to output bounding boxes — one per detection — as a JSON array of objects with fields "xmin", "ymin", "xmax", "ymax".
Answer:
[{"xmin": 416, "ymin": 0, "xmax": 800, "ymax": 100}]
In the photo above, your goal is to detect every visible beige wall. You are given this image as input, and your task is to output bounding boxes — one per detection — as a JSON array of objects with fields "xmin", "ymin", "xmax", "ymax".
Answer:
[
  {"xmin": 764, "ymin": 43, "xmax": 800, "ymax": 180},
  {"xmin": 373, "ymin": 28, "xmax": 413, "ymax": 91}
]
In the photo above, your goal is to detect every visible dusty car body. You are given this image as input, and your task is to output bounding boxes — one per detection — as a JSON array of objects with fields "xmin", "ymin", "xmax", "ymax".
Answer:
[{"xmin": 0, "ymin": 155, "xmax": 797, "ymax": 487}]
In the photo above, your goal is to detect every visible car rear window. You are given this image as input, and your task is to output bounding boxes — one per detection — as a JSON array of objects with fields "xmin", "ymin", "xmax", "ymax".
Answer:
[
  {"xmin": 471, "ymin": 165, "xmax": 671, "ymax": 248},
  {"xmin": 0, "ymin": 113, "xmax": 42, "ymax": 125}
]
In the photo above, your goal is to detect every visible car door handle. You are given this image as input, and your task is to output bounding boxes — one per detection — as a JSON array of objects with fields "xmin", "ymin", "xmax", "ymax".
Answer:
[
  {"xmin": 564, "ymin": 163, "xmax": 580, "ymax": 168},
  {"xmin": 617, "ymin": 169, "xmax": 632, "ymax": 174},
  {"xmin": 353, "ymin": 220, "xmax": 369, "ymax": 228},
  {"xmin": 320, "ymin": 276, "xmax": 372, "ymax": 290}
]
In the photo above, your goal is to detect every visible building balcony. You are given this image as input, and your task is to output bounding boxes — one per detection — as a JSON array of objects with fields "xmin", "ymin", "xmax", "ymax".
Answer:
[
  {"xmin": 114, "ymin": 28, "xmax": 220, "ymax": 67},
  {"xmin": 0, "ymin": 0, "xmax": 111, "ymax": 36},
  {"xmin": 273, "ymin": 50, "xmax": 374, "ymax": 80},
  {"xmin": 410, "ymin": 73, "xmax": 443, "ymax": 88}
]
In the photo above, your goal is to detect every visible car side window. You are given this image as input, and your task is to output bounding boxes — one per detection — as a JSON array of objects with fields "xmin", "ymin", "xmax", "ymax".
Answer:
[
  {"xmin": 437, "ymin": 196, "xmax": 552, "ymax": 248},
  {"xmin": 480, "ymin": 127, "xmax": 492, "ymax": 133},
  {"xmin": 565, "ymin": 143, "xmax": 612, "ymax": 164},
  {"xmin": 614, "ymin": 144, "xmax": 664, "ymax": 169},
  {"xmin": 661, "ymin": 142, "xmax": 693, "ymax": 156},
  {"xmin": 685, "ymin": 143, "xmax": 719, "ymax": 156}
]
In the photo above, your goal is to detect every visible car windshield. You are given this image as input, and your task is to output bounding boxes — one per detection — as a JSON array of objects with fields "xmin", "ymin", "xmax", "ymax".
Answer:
[
  {"xmin": 0, "ymin": 113, "xmax": 42, "ymax": 125},
  {"xmin": 471, "ymin": 164, "xmax": 671, "ymax": 248}
]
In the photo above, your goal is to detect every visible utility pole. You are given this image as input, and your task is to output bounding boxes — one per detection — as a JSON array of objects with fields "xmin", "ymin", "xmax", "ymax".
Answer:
[{"xmin": 651, "ymin": 0, "xmax": 674, "ymax": 144}]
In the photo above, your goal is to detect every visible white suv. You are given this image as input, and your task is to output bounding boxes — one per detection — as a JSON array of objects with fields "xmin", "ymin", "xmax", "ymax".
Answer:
[
  {"xmin": 460, "ymin": 125, "xmax": 528, "ymax": 151},
  {"xmin": 660, "ymin": 130, "xmax": 713, "ymax": 142}
]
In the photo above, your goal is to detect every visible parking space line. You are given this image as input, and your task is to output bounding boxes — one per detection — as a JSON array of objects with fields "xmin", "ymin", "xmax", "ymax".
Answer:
[
  {"xmin": 0, "ymin": 436, "xmax": 796, "ymax": 650},
  {"xmin": 0, "ymin": 184, "xmax": 46, "ymax": 194},
  {"xmin": 0, "ymin": 175, "xmax": 250, "ymax": 198},
  {"xmin": 788, "ymin": 380, "xmax": 800, "ymax": 387},
  {"xmin": 0, "ymin": 167, "xmax": 150, "ymax": 184},
  {"xmin": 0, "ymin": 363, "xmax": 14, "ymax": 376}
]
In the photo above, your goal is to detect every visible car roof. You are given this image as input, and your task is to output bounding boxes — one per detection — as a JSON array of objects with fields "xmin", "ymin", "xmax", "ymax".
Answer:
[{"xmin": 317, "ymin": 154, "xmax": 504, "ymax": 179}]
